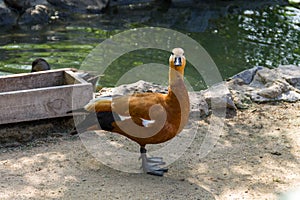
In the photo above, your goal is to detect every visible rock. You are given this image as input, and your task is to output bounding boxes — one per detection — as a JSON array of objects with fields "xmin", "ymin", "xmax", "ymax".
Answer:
[
  {"xmin": 111, "ymin": 80, "xmax": 169, "ymax": 95},
  {"xmin": 109, "ymin": 0, "xmax": 157, "ymax": 7},
  {"xmin": 19, "ymin": 4, "xmax": 50, "ymax": 25},
  {"xmin": 280, "ymin": 90, "xmax": 300, "ymax": 102},
  {"xmin": 226, "ymin": 77, "xmax": 255, "ymax": 108},
  {"xmin": 0, "ymin": 5, "xmax": 17, "ymax": 26},
  {"xmin": 277, "ymin": 65, "xmax": 300, "ymax": 89},
  {"xmin": 47, "ymin": 0, "xmax": 109, "ymax": 13},
  {"xmin": 3, "ymin": 0, "xmax": 31, "ymax": 13},
  {"xmin": 227, "ymin": 65, "xmax": 300, "ymax": 103},
  {"xmin": 95, "ymin": 80, "xmax": 169, "ymax": 99},
  {"xmin": 257, "ymin": 80, "xmax": 289, "ymax": 99},
  {"xmin": 250, "ymin": 67, "xmax": 300, "ymax": 102},
  {"xmin": 201, "ymin": 82, "xmax": 236, "ymax": 110},
  {"xmin": 189, "ymin": 91, "xmax": 209, "ymax": 118},
  {"xmin": 3, "ymin": 0, "xmax": 50, "ymax": 12},
  {"xmin": 229, "ymin": 89, "xmax": 252, "ymax": 109},
  {"xmin": 2, "ymin": 0, "xmax": 51, "ymax": 26},
  {"xmin": 230, "ymin": 66, "xmax": 263, "ymax": 84},
  {"xmin": 250, "ymin": 68, "xmax": 280, "ymax": 86}
]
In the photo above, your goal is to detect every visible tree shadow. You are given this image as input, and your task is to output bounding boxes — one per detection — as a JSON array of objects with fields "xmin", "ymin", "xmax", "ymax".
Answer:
[{"xmin": 0, "ymin": 136, "xmax": 215, "ymax": 199}]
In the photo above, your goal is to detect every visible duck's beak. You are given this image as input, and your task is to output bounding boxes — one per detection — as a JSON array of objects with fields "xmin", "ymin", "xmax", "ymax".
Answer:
[{"xmin": 174, "ymin": 57, "xmax": 182, "ymax": 66}]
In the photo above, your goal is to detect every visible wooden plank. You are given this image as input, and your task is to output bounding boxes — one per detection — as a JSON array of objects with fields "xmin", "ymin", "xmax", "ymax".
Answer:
[
  {"xmin": 0, "ymin": 69, "xmax": 93, "ymax": 125},
  {"xmin": 0, "ymin": 85, "xmax": 92, "ymax": 125},
  {"xmin": 64, "ymin": 70, "xmax": 89, "ymax": 85},
  {"xmin": 0, "ymin": 68, "xmax": 75, "ymax": 93}
]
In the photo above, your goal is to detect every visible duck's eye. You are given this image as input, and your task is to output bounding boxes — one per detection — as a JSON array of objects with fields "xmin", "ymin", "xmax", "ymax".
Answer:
[{"xmin": 171, "ymin": 52, "xmax": 174, "ymax": 55}]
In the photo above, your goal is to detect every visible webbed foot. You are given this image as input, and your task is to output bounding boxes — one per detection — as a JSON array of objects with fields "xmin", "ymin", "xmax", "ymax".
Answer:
[{"xmin": 140, "ymin": 147, "xmax": 168, "ymax": 176}]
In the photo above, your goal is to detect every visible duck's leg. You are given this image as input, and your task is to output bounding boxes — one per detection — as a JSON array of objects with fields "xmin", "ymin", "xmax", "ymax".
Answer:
[{"xmin": 140, "ymin": 146, "xmax": 168, "ymax": 176}]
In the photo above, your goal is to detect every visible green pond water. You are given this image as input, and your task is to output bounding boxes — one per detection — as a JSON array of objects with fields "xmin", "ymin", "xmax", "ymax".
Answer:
[{"xmin": 0, "ymin": 3, "xmax": 299, "ymax": 90}]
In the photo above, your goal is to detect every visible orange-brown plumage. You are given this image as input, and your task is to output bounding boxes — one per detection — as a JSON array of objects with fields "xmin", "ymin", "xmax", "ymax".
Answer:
[{"xmin": 73, "ymin": 48, "xmax": 189, "ymax": 176}]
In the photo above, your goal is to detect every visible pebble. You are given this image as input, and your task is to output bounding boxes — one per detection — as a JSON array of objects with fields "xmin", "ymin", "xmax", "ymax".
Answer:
[{"xmin": 270, "ymin": 151, "xmax": 282, "ymax": 156}]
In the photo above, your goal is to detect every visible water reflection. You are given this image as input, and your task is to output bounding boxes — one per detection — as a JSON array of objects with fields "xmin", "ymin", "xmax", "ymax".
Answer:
[{"xmin": 236, "ymin": 5, "xmax": 300, "ymax": 68}]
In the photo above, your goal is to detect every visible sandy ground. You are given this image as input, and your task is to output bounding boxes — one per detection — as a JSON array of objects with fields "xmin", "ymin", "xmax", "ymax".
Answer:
[{"xmin": 0, "ymin": 101, "xmax": 299, "ymax": 200}]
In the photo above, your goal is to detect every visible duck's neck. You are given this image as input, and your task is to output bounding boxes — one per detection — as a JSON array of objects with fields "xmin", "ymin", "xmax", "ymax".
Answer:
[
  {"xmin": 167, "ymin": 66, "xmax": 190, "ymax": 131},
  {"xmin": 168, "ymin": 67, "xmax": 186, "ymax": 95}
]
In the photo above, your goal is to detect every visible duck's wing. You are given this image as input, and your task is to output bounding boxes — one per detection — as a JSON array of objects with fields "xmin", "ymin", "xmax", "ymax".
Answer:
[
  {"xmin": 125, "ymin": 93, "xmax": 167, "ymax": 120},
  {"xmin": 87, "ymin": 93, "xmax": 167, "ymax": 120},
  {"xmin": 72, "ymin": 93, "xmax": 167, "ymax": 136}
]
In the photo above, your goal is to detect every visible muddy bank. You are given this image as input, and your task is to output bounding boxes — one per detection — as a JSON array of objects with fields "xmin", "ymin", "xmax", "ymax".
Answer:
[{"xmin": 0, "ymin": 100, "xmax": 299, "ymax": 199}]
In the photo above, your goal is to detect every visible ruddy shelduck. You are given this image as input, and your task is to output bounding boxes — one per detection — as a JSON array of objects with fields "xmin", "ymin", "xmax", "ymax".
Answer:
[{"xmin": 71, "ymin": 48, "xmax": 190, "ymax": 176}]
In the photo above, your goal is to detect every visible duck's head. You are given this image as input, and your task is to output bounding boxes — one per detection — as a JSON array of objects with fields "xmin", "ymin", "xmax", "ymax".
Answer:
[
  {"xmin": 31, "ymin": 58, "xmax": 50, "ymax": 72},
  {"xmin": 169, "ymin": 48, "xmax": 186, "ymax": 74}
]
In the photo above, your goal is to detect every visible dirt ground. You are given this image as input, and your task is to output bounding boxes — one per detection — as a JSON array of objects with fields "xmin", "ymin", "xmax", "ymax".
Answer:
[{"xmin": 0, "ymin": 101, "xmax": 299, "ymax": 200}]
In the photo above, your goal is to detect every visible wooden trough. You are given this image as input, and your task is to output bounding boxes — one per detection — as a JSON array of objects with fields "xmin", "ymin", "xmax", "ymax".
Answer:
[{"xmin": 0, "ymin": 68, "xmax": 93, "ymax": 125}]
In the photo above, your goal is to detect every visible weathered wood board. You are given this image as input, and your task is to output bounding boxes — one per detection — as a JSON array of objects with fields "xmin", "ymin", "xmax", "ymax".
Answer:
[{"xmin": 0, "ymin": 69, "xmax": 93, "ymax": 125}]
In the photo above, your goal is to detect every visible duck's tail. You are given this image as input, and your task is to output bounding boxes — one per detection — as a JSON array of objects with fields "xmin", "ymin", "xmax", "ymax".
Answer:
[
  {"xmin": 66, "ymin": 108, "xmax": 88, "ymax": 114},
  {"xmin": 69, "ymin": 111, "xmax": 121, "ymax": 135},
  {"xmin": 69, "ymin": 112, "xmax": 100, "ymax": 135}
]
